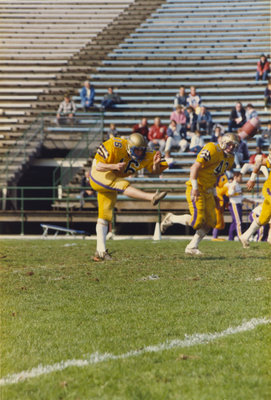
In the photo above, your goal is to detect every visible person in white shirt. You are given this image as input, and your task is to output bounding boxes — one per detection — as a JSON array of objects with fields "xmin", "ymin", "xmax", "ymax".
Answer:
[{"xmin": 227, "ymin": 172, "xmax": 244, "ymax": 240}]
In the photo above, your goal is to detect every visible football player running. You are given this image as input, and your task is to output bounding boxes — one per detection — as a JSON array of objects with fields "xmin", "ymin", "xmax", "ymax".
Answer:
[
  {"xmin": 240, "ymin": 144, "xmax": 271, "ymax": 248},
  {"xmin": 161, "ymin": 133, "xmax": 238, "ymax": 255},
  {"xmin": 90, "ymin": 133, "xmax": 168, "ymax": 261}
]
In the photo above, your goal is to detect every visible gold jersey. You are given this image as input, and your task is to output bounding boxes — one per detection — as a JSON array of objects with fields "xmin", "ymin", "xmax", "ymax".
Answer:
[
  {"xmin": 264, "ymin": 159, "xmax": 271, "ymax": 190},
  {"xmin": 195, "ymin": 142, "xmax": 234, "ymax": 190},
  {"xmin": 94, "ymin": 137, "xmax": 168, "ymax": 177}
]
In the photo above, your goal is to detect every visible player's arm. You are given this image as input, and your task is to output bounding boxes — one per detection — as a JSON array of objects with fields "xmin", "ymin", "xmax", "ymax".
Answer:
[
  {"xmin": 95, "ymin": 161, "xmax": 126, "ymax": 173},
  {"xmin": 190, "ymin": 161, "xmax": 201, "ymax": 201},
  {"xmin": 152, "ymin": 151, "xmax": 164, "ymax": 174},
  {"xmin": 246, "ymin": 158, "xmax": 267, "ymax": 190}
]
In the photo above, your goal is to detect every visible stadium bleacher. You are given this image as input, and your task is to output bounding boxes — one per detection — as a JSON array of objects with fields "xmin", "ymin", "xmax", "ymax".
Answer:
[{"xmin": 0, "ymin": 0, "xmax": 270, "ymax": 232}]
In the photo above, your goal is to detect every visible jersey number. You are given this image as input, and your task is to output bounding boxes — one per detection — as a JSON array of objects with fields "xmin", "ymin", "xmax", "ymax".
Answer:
[
  {"xmin": 214, "ymin": 161, "xmax": 229, "ymax": 175},
  {"xmin": 125, "ymin": 159, "xmax": 140, "ymax": 174}
]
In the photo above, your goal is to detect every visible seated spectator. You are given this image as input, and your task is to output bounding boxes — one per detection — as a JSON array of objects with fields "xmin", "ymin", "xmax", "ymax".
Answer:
[
  {"xmin": 189, "ymin": 130, "xmax": 204, "ymax": 154},
  {"xmin": 101, "ymin": 87, "xmax": 121, "ymax": 110},
  {"xmin": 246, "ymin": 103, "xmax": 258, "ymax": 121},
  {"xmin": 256, "ymin": 54, "xmax": 270, "ymax": 81},
  {"xmin": 165, "ymin": 120, "xmax": 188, "ymax": 158},
  {"xmin": 107, "ymin": 123, "xmax": 119, "ymax": 140},
  {"xmin": 211, "ymin": 123, "xmax": 225, "ymax": 143},
  {"xmin": 240, "ymin": 146, "xmax": 268, "ymax": 179},
  {"xmin": 186, "ymin": 86, "xmax": 201, "ymax": 114},
  {"xmin": 56, "ymin": 93, "xmax": 76, "ymax": 125},
  {"xmin": 264, "ymin": 80, "xmax": 271, "ymax": 111},
  {"xmin": 173, "ymin": 86, "xmax": 187, "ymax": 109},
  {"xmin": 170, "ymin": 105, "xmax": 187, "ymax": 135},
  {"xmin": 132, "ymin": 117, "xmax": 149, "ymax": 140},
  {"xmin": 185, "ymin": 106, "xmax": 197, "ymax": 133},
  {"xmin": 228, "ymin": 102, "xmax": 246, "ymax": 132},
  {"xmin": 234, "ymin": 139, "xmax": 249, "ymax": 169},
  {"xmin": 80, "ymin": 170, "xmax": 96, "ymax": 209},
  {"xmin": 80, "ymin": 80, "xmax": 95, "ymax": 111},
  {"xmin": 196, "ymin": 106, "xmax": 213, "ymax": 135},
  {"xmin": 148, "ymin": 117, "xmax": 167, "ymax": 152},
  {"xmin": 256, "ymin": 120, "xmax": 271, "ymax": 148}
]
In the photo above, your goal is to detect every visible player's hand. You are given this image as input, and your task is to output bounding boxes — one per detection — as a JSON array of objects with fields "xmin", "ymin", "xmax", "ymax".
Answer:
[
  {"xmin": 114, "ymin": 162, "xmax": 126, "ymax": 172},
  {"xmin": 214, "ymin": 196, "xmax": 221, "ymax": 210},
  {"xmin": 153, "ymin": 151, "xmax": 161, "ymax": 165},
  {"xmin": 247, "ymin": 180, "xmax": 255, "ymax": 191},
  {"xmin": 191, "ymin": 189, "xmax": 199, "ymax": 202}
]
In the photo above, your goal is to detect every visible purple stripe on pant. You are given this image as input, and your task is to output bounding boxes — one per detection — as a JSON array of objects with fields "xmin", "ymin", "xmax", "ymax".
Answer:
[{"xmin": 228, "ymin": 202, "xmax": 243, "ymax": 241}]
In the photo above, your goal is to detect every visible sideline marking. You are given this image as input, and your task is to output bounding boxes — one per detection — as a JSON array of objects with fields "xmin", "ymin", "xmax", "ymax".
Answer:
[{"xmin": 1, "ymin": 317, "xmax": 269, "ymax": 386}]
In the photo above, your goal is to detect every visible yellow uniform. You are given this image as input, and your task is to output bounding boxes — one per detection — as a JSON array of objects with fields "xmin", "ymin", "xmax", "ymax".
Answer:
[
  {"xmin": 90, "ymin": 137, "xmax": 167, "ymax": 221},
  {"xmin": 259, "ymin": 159, "xmax": 271, "ymax": 226},
  {"xmin": 214, "ymin": 174, "xmax": 229, "ymax": 230},
  {"xmin": 186, "ymin": 142, "xmax": 234, "ymax": 230}
]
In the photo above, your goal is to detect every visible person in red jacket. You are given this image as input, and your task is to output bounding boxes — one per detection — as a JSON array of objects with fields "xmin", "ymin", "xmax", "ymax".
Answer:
[
  {"xmin": 132, "ymin": 117, "xmax": 149, "ymax": 140},
  {"xmin": 256, "ymin": 54, "xmax": 270, "ymax": 81},
  {"xmin": 148, "ymin": 117, "xmax": 167, "ymax": 152}
]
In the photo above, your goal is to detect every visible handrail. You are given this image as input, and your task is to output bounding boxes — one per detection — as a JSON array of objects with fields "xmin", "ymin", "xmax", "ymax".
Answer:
[{"xmin": 52, "ymin": 112, "xmax": 104, "ymax": 189}]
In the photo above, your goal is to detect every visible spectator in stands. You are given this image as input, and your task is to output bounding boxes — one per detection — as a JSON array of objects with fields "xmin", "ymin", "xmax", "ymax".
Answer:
[
  {"xmin": 165, "ymin": 119, "xmax": 188, "ymax": 158},
  {"xmin": 56, "ymin": 93, "xmax": 76, "ymax": 125},
  {"xmin": 256, "ymin": 120, "xmax": 271, "ymax": 148},
  {"xmin": 80, "ymin": 80, "xmax": 95, "ymax": 111},
  {"xmin": 80, "ymin": 170, "xmax": 96, "ymax": 210},
  {"xmin": 211, "ymin": 123, "xmax": 225, "ymax": 143},
  {"xmin": 196, "ymin": 106, "xmax": 213, "ymax": 135},
  {"xmin": 256, "ymin": 54, "xmax": 270, "ymax": 81},
  {"xmin": 234, "ymin": 138, "xmax": 249, "ymax": 169},
  {"xmin": 264, "ymin": 80, "xmax": 271, "ymax": 111},
  {"xmin": 132, "ymin": 117, "xmax": 149, "ymax": 140},
  {"xmin": 228, "ymin": 102, "xmax": 246, "ymax": 132},
  {"xmin": 101, "ymin": 87, "xmax": 122, "ymax": 110},
  {"xmin": 107, "ymin": 123, "xmax": 119, "ymax": 139},
  {"xmin": 148, "ymin": 117, "xmax": 167, "ymax": 152},
  {"xmin": 186, "ymin": 86, "xmax": 201, "ymax": 114},
  {"xmin": 170, "ymin": 105, "xmax": 187, "ymax": 135},
  {"xmin": 173, "ymin": 86, "xmax": 187, "ymax": 109},
  {"xmin": 189, "ymin": 130, "xmax": 204, "ymax": 154},
  {"xmin": 246, "ymin": 103, "xmax": 258, "ymax": 121},
  {"xmin": 240, "ymin": 146, "xmax": 268, "ymax": 179},
  {"xmin": 185, "ymin": 106, "xmax": 197, "ymax": 133}
]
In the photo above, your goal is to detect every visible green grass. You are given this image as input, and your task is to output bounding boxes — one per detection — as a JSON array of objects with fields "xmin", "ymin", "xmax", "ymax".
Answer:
[{"xmin": 0, "ymin": 239, "xmax": 271, "ymax": 400}]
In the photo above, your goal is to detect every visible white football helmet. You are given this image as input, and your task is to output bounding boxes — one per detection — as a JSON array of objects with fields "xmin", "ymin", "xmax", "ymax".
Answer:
[
  {"xmin": 127, "ymin": 133, "xmax": 147, "ymax": 160},
  {"xmin": 220, "ymin": 133, "xmax": 240, "ymax": 154}
]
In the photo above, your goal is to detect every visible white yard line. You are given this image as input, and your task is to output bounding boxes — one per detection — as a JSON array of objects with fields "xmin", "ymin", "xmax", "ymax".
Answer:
[{"xmin": 1, "ymin": 317, "xmax": 269, "ymax": 386}]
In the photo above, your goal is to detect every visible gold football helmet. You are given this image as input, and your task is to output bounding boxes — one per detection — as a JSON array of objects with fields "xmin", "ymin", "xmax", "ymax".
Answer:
[
  {"xmin": 220, "ymin": 133, "xmax": 240, "ymax": 154},
  {"xmin": 127, "ymin": 133, "xmax": 147, "ymax": 160}
]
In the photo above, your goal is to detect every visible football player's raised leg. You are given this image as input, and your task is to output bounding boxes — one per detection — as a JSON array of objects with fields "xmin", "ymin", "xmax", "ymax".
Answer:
[{"xmin": 124, "ymin": 185, "xmax": 167, "ymax": 205}]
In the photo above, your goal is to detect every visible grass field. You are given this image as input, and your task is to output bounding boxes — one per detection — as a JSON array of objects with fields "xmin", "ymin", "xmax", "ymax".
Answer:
[{"xmin": 0, "ymin": 238, "xmax": 270, "ymax": 400}]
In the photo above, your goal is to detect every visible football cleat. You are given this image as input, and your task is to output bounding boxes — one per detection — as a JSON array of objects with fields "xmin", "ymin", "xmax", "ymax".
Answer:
[
  {"xmin": 161, "ymin": 213, "xmax": 174, "ymax": 233},
  {"xmin": 240, "ymin": 235, "xmax": 250, "ymax": 249},
  {"xmin": 185, "ymin": 247, "xmax": 203, "ymax": 256},
  {"xmin": 152, "ymin": 190, "xmax": 167, "ymax": 206},
  {"xmin": 93, "ymin": 249, "xmax": 112, "ymax": 262}
]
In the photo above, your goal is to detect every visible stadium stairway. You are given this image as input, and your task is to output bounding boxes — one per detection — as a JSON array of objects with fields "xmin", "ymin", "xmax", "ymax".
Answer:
[{"xmin": 0, "ymin": 0, "xmax": 168, "ymax": 187}]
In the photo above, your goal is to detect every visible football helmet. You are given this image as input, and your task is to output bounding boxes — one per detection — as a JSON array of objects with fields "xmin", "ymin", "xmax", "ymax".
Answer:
[
  {"xmin": 220, "ymin": 133, "xmax": 240, "ymax": 154},
  {"xmin": 127, "ymin": 133, "xmax": 147, "ymax": 161}
]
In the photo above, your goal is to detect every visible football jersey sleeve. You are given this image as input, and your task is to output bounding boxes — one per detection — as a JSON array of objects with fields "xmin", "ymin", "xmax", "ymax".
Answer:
[
  {"xmin": 196, "ymin": 142, "xmax": 217, "ymax": 167},
  {"xmin": 95, "ymin": 138, "xmax": 126, "ymax": 164}
]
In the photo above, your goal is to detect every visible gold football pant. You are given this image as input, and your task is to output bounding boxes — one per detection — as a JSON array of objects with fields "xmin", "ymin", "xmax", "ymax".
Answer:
[
  {"xmin": 259, "ymin": 185, "xmax": 271, "ymax": 226},
  {"xmin": 90, "ymin": 168, "xmax": 130, "ymax": 221},
  {"xmin": 186, "ymin": 183, "xmax": 216, "ymax": 230}
]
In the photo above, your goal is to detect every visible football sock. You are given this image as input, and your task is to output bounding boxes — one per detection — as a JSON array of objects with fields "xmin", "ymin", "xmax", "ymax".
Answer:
[
  {"xmin": 96, "ymin": 218, "xmax": 108, "ymax": 254},
  {"xmin": 171, "ymin": 214, "xmax": 191, "ymax": 225},
  {"xmin": 186, "ymin": 228, "xmax": 207, "ymax": 249},
  {"xmin": 242, "ymin": 220, "xmax": 261, "ymax": 241}
]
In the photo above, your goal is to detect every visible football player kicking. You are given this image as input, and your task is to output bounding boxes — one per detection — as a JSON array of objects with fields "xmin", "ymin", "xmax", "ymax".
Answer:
[
  {"xmin": 240, "ymin": 145, "xmax": 271, "ymax": 248},
  {"xmin": 90, "ymin": 133, "xmax": 168, "ymax": 261},
  {"xmin": 161, "ymin": 133, "xmax": 238, "ymax": 255}
]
